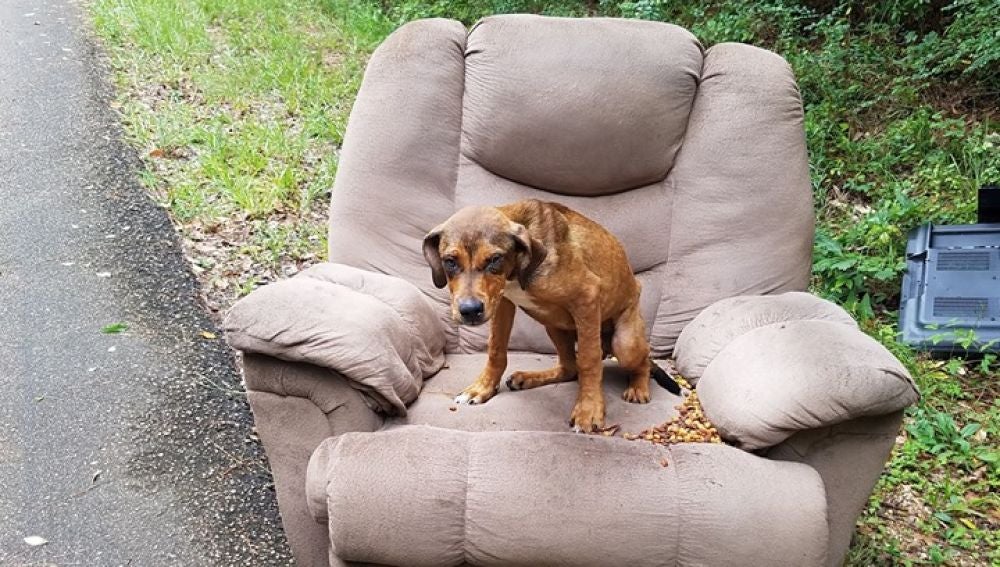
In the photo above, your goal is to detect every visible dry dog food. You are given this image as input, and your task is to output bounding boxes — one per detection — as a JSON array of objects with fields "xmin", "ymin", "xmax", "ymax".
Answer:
[{"xmin": 619, "ymin": 373, "xmax": 723, "ymax": 446}]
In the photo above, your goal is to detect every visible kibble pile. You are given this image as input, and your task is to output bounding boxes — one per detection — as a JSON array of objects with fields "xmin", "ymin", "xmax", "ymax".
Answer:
[{"xmin": 619, "ymin": 374, "xmax": 723, "ymax": 446}]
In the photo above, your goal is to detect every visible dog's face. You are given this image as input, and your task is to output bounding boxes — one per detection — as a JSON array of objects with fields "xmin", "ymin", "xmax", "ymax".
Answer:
[{"xmin": 423, "ymin": 206, "xmax": 545, "ymax": 326}]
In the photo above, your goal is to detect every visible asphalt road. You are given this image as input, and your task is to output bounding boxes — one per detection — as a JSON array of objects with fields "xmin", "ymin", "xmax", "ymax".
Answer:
[{"xmin": 0, "ymin": 0, "xmax": 292, "ymax": 564}]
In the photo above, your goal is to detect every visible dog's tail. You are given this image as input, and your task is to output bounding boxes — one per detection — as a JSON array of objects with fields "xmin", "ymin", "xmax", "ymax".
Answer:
[{"xmin": 650, "ymin": 360, "xmax": 682, "ymax": 395}]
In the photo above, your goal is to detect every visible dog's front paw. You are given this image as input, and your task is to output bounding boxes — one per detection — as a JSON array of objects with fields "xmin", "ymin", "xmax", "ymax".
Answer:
[
  {"xmin": 569, "ymin": 398, "xmax": 605, "ymax": 433},
  {"xmin": 454, "ymin": 382, "xmax": 497, "ymax": 405}
]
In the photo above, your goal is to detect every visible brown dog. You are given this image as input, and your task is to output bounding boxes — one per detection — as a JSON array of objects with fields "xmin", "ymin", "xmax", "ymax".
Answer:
[{"xmin": 423, "ymin": 199, "xmax": 679, "ymax": 432}]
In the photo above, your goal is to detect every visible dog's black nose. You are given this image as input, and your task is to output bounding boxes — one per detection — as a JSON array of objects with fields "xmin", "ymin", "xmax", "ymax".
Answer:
[{"xmin": 458, "ymin": 299, "xmax": 485, "ymax": 323}]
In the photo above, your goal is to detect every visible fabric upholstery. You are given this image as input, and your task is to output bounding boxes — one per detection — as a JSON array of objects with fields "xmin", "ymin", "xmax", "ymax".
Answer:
[
  {"xmin": 674, "ymin": 291, "xmax": 859, "ymax": 384},
  {"xmin": 695, "ymin": 317, "xmax": 918, "ymax": 450},
  {"xmin": 225, "ymin": 263, "xmax": 446, "ymax": 415},
  {"xmin": 307, "ymin": 426, "xmax": 829, "ymax": 567},
  {"xmin": 463, "ymin": 15, "xmax": 702, "ymax": 196},
  {"xmin": 324, "ymin": 16, "xmax": 813, "ymax": 357},
  {"xmin": 390, "ymin": 353, "xmax": 684, "ymax": 433},
  {"xmin": 242, "ymin": 355, "xmax": 384, "ymax": 567},
  {"xmin": 768, "ymin": 412, "xmax": 905, "ymax": 567},
  {"xmin": 654, "ymin": 43, "xmax": 814, "ymax": 351},
  {"xmin": 325, "ymin": 18, "xmax": 467, "ymax": 351}
]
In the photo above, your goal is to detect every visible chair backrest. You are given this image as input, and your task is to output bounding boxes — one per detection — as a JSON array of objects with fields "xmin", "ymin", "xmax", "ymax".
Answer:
[{"xmin": 327, "ymin": 15, "xmax": 813, "ymax": 357}]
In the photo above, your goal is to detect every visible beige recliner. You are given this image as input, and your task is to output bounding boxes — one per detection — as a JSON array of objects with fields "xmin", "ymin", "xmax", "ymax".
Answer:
[{"xmin": 224, "ymin": 15, "xmax": 919, "ymax": 567}]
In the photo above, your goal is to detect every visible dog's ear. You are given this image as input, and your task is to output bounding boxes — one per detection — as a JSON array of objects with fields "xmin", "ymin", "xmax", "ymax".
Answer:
[
  {"xmin": 509, "ymin": 223, "xmax": 547, "ymax": 289},
  {"xmin": 422, "ymin": 225, "xmax": 447, "ymax": 289}
]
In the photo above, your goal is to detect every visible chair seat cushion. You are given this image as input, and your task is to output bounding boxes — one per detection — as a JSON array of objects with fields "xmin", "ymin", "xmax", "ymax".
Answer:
[
  {"xmin": 391, "ymin": 353, "xmax": 684, "ymax": 434},
  {"xmin": 306, "ymin": 426, "xmax": 829, "ymax": 567}
]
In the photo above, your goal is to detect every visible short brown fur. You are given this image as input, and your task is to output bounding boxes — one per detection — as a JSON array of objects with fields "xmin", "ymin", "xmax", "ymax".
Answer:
[{"xmin": 423, "ymin": 199, "xmax": 661, "ymax": 432}]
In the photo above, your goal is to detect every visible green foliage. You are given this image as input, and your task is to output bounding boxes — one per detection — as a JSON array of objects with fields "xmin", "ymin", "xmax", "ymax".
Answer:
[
  {"xmin": 903, "ymin": 0, "xmax": 1000, "ymax": 93},
  {"xmin": 907, "ymin": 406, "xmax": 990, "ymax": 467},
  {"xmin": 100, "ymin": 322, "xmax": 129, "ymax": 334}
]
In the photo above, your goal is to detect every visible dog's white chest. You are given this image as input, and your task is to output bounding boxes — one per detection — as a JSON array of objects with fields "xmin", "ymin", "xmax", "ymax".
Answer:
[{"xmin": 503, "ymin": 281, "xmax": 540, "ymax": 310}]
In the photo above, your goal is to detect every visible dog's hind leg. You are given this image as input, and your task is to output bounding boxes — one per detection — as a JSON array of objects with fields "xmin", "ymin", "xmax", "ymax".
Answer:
[
  {"xmin": 507, "ymin": 327, "xmax": 577, "ymax": 390},
  {"xmin": 613, "ymin": 302, "xmax": 653, "ymax": 404}
]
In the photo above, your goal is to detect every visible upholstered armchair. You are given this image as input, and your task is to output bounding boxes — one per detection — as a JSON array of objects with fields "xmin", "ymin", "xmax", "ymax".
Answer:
[{"xmin": 224, "ymin": 15, "xmax": 918, "ymax": 567}]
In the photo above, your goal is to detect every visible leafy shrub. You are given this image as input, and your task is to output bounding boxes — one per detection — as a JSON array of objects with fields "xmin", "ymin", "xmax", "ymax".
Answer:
[{"xmin": 904, "ymin": 0, "xmax": 1000, "ymax": 93}]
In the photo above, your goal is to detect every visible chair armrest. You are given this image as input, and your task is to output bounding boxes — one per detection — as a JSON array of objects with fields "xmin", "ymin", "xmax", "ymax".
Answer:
[
  {"xmin": 243, "ymin": 355, "xmax": 383, "ymax": 567},
  {"xmin": 224, "ymin": 263, "xmax": 446, "ymax": 415},
  {"xmin": 675, "ymin": 292, "xmax": 919, "ymax": 450},
  {"xmin": 674, "ymin": 291, "xmax": 859, "ymax": 384},
  {"xmin": 766, "ymin": 411, "xmax": 905, "ymax": 567}
]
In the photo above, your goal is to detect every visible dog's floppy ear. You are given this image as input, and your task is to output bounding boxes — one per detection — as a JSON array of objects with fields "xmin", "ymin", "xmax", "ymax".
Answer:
[
  {"xmin": 509, "ymin": 222, "xmax": 547, "ymax": 289},
  {"xmin": 422, "ymin": 225, "xmax": 447, "ymax": 289}
]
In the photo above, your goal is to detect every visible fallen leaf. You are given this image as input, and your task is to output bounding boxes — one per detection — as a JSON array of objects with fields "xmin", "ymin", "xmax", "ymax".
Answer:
[
  {"xmin": 24, "ymin": 536, "xmax": 48, "ymax": 546},
  {"xmin": 660, "ymin": 457, "xmax": 669, "ymax": 467},
  {"xmin": 598, "ymin": 423, "xmax": 621, "ymax": 437},
  {"xmin": 34, "ymin": 395, "xmax": 45, "ymax": 403},
  {"xmin": 149, "ymin": 148, "xmax": 166, "ymax": 158},
  {"xmin": 199, "ymin": 330, "xmax": 217, "ymax": 340},
  {"xmin": 101, "ymin": 322, "xmax": 129, "ymax": 334}
]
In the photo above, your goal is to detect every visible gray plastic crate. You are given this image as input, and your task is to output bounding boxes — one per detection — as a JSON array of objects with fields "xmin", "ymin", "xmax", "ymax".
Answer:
[{"xmin": 900, "ymin": 223, "xmax": 1000, "ymax": 354}]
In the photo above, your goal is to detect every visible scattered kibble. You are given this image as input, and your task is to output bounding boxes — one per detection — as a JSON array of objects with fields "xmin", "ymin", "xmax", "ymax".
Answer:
[{"xmin": 621, "ymin": 373, "xmax": 723, "ymax": 446}]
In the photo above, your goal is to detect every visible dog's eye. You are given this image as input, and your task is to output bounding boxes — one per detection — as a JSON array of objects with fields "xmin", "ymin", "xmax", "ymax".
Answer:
[
  {"xmin": 485, "ymin": 254, "xmax": 504, "ymax": 273},
  {"xmin": 442, "ymin": 257, "xmax": 459, "ymax": 273}
]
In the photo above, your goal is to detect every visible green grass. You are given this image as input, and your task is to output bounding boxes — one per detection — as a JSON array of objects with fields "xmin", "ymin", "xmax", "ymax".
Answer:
[
  {"xmin": 92, "ymin": 0, "xmax": 358, "ymax": 220},
  {"xmin": 89, "ymin": 0, "xmax": 372, "ymax": 306},
  {"xmin": 89, "ymin": 0, "xmax": 999, "ymax": 563}
]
